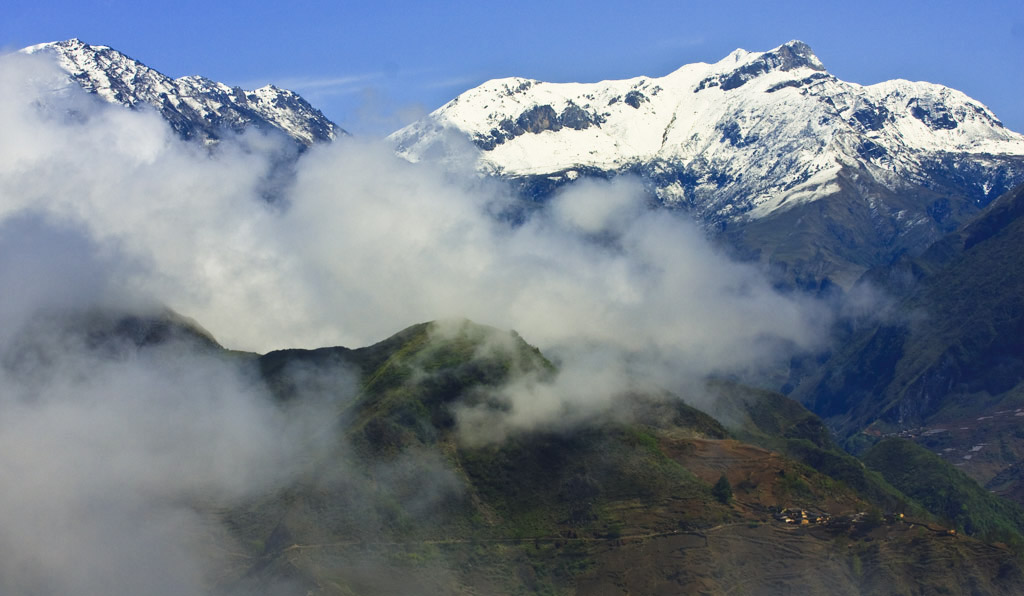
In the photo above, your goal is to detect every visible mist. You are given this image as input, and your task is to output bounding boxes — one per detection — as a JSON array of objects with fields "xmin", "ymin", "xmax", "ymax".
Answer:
[
  {"xmin": 0, "ymin": 49, "xmax": 839, "ymax": 591},
  {"xmin": 0, "ymin": 47, "xmax": 838, "ymax": 435},
  {"xmin": 0, "ymin": 214, "xmax": 350, "ymax": 595}
]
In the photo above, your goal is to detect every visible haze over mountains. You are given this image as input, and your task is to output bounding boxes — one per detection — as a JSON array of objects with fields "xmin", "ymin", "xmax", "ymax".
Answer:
[{"xmin": 3, "ymin": 38, "xmax": 1024, "ymax": 594}]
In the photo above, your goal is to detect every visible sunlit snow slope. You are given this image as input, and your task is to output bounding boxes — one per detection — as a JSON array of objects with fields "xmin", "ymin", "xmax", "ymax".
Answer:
[{"xmin": 393, "ymin": 41, "xmax": 1024, "ymax": 224}]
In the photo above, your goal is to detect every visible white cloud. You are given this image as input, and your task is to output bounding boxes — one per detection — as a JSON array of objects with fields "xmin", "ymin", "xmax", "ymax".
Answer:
[
  {"xmin": 0, "ymin": 45, "xmax": 831, "ymax": 394},
  {"xmin": 0, "ymin": 46, "xmax": 841, "ymax": 591}
]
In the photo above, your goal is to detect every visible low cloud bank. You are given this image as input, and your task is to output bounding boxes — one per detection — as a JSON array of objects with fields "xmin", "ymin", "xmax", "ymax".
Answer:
[
  {"xmin": 0, "ymin": 49, "xmax": 836, "ymax": 436},
  {"xmin": 0, "ymin": 49, "xmax": 841, "ymax": 591},
  {"xmin": 0, "ymin": 214, "xmax": 345, "ymax": 594}
]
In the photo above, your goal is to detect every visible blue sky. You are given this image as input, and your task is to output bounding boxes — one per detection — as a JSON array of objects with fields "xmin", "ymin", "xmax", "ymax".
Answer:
[{"xmin": 4, "ymin": 0, "xmax": 1023, "ymax": 135}]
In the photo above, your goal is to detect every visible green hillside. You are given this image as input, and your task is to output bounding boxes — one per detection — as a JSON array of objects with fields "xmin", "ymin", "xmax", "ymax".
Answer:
[
  {"xmin": 210, "ymin": 320, "xmax": 1024, "ymax": 594},
  {"xmin": 30, "ymin": 310, "xmax": 1024, "ymax": 594}
]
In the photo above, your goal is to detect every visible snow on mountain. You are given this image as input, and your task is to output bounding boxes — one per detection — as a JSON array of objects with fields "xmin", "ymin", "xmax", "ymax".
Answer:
[
  {"xmin": 392, "ymin": 41, "xmax": 1024, "ymax": 225},
  {"xmin": 22, "ymin": 39, "xmax": 343, "ymax": 147}
]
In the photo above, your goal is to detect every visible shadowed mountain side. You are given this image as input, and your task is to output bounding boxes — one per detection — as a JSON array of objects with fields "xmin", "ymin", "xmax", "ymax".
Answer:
[
  {"xmin": 796, "ymin": 183, "xmax": 1024, "ymax": 451},
  {"xmin": 720, "ymin": 166, "xmax": 997, "ymax": 290}
]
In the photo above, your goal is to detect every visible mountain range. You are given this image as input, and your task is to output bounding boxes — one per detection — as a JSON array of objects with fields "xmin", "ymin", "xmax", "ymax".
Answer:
[
  {"xmin": 393, "ymin": 40, "xmax": 1024, "ymax": 287},
  {"xmin": 25, "ymin": 38, "xmax": 1024, "ymax": 289},
  {"xmin": 22, "ymin": 39, "xmax": 343, "ymax": 148}
]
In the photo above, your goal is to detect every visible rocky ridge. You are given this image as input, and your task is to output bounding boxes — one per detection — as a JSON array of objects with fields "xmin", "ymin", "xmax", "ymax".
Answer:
[{"xmin": 23, "ymin": 38, "xmax": 343, "ymax": 148}]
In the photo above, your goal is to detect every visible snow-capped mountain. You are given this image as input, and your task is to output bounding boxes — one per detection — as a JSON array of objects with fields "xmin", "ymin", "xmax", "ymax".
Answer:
[
  {"xmin": 392, "ymin": 41, "xmax": 1024, "ymax": 287},
  {"xmin": 22, "ymin": 39, "xmax": 343, "ymax": 147},
  {"xmin": 394, "ymin": 41, "xmax": 1023, "ymax": 218}
]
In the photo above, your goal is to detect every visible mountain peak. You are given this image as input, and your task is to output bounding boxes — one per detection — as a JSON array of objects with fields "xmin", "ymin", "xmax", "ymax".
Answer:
[
  {"xmin": 688, "ymin": 40, "xmax": 827, "ymax": 94},
  {"xmin": 770, "ymin": 40, "xmax": 824, "ymax": 71},
  {"xmin": 717, "ymin": 39, "xmax": 825, "ymax": 76}
]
